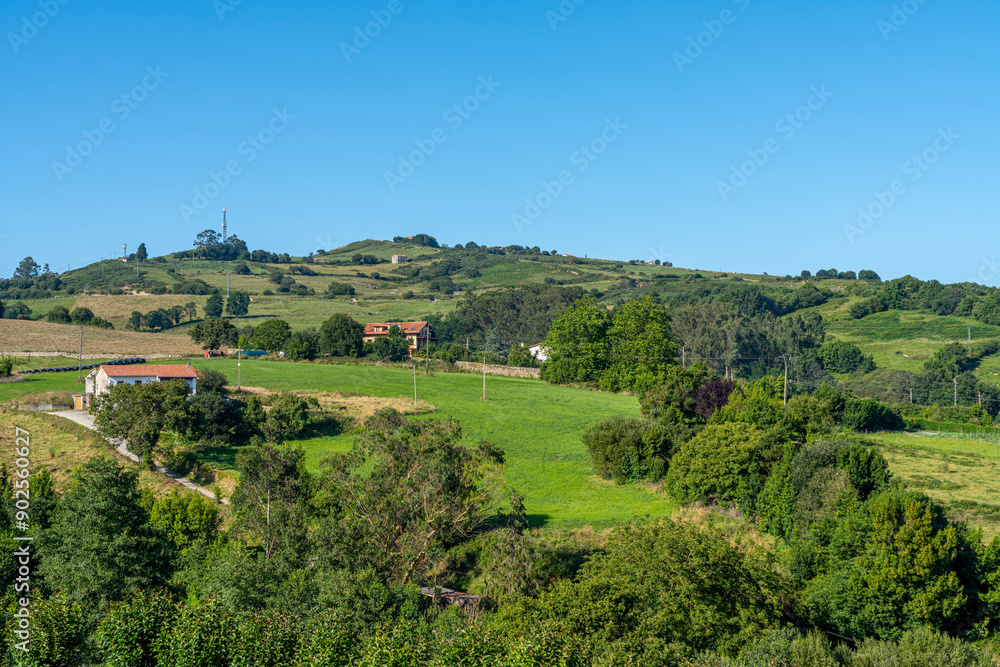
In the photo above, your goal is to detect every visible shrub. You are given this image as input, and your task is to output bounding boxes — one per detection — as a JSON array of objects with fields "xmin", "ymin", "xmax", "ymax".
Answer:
[
  {"xmin": 327, "ymin": 281, "xmax": 355, "ymax": 296},
  {"xmin": 665, "ymin": 422, "xmax": 780, "ymax": 507},
  {"xmin": 581, "ymin": 416, "xmax": 670, "ymax": 484},
  {"xmin": 155, "ymin": 598, "xmax": 236, "ymax": 667},
  {"xmin": 0, "ymin": 356, "xmax": 13, "ymax": 378},
  {"xmin": 45, "ymin": 305, "xmax": 71, "ymax": 324},
  {"xmin": 96, "ymin": 589, "xmax": 176, "ymax": 667},
  {"xmin": 842, "ymin": 398, "xmax": 904, "ymax": 432},
  {"xmin": 198, "ymin": 369, "xmax": 229, "ymax": 395}
]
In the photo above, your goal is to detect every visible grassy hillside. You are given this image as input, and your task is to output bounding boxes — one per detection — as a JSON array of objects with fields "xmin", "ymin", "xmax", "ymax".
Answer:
[
  {"xmin": 872, "ymin": 430, "xmax": 1000, "ymax": 541},
  {"xmin": 9, "ymin": 237, "xmax": 1000, "ymax": 393},
  {"xmin": 0, "ymin": 408, "xmax": 204, "ymax": 499}
]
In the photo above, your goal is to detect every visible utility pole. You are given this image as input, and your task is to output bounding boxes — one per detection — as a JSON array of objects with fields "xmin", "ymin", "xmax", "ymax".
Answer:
[
  {"xmin": 136, "ymin": 256, "xmax": 139, "ymax": 279},
  {"xmin": 778, "ymin": 354, "xmax": 794, "ymax": 406},
  {"xmin": 78, "ymin": 326, "xmax": 83, "ymax": 382},
  {"xmin": 424, "ymin": 328, "xmax": 430, "ymax": 375},
  {"xmin": 967, "ymin": 324, "xmax": 973, "ymax": 358},
  {"xmin": 227, "ymin": 272, "xmax": 230, "ymax": 298},
  {"xmin": 322, "ymin": 295, "xmax": 325, "ymax": 316},
  {"xmin": 979, "ymin": 391, "xmax": 983, "ymax": 408},
  {"xmin": 413, "ymin": 361, "xmax": 417, "ymax": 405},
  {"xmin": 237, "ymin": 347, "xmax": 242, "ymax": 390},
  {"xmin": 909, "ymin": 388, "xmax": 913, "ymax": 404},
  {"xmin": 954, "ymin": 377, "xmax": 958, "ymax": 406},
  {"xmin": 782, "ymin": 355, "xmax": 789, "ymax": 406},
  {"xmin": 681, "ymin": 346, "xmax": 686, "ymax": 368},
  {"xmin": 482, "ymin": 354, "xmax": 487, "ymax": 401}
]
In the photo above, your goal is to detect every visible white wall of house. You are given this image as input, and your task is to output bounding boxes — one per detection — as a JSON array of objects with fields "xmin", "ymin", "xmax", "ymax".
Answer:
[{"xmin": 92, "ymin": 369, "xmax": 197, "ymax": 396}]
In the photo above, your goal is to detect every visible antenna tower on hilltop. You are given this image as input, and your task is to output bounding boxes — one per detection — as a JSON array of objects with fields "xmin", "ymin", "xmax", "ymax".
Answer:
[{"xmin": 222, "ymin": 208, "xmax": 227, "ymax": 243}]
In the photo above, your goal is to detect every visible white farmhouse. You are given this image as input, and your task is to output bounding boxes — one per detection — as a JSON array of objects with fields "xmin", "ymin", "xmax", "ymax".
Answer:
[
  {"xmin": 85, "ymin": 363, "xmax": 201, "ymax": 400},
  {"xmin": 528, "ymin": 343, "xmax": 548, "ymax": 362}
]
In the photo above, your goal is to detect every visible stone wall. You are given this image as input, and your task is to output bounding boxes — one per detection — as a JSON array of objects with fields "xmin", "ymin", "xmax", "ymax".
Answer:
[{"xmin": 454, "ymin": 361, "xmax": 540, "ymax": 379}]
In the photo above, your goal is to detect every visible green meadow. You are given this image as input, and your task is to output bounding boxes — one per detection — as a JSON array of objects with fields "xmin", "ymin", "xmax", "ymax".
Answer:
[
  {"xmin": 872, "ymin": 430, "xmax": 1000, "ymax": 541},
  {"xmin": 0, "ymin": 358, "xmax": 673, "ymax": 529},
  {"xmin": 191, "ymin": 358, "xmax": 671, "ymax": 528}
]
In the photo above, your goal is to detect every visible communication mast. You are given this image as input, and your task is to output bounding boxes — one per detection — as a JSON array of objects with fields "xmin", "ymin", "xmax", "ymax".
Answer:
[{"xmin": 222, "ymin": 208, "xmax": 228, "ymax": 243}]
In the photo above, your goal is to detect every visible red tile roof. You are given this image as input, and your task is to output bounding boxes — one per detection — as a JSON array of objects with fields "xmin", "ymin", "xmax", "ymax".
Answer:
[
  {"xmin": 363, "ymin": 322, "xmax": 428, "ymax": 336},
  {"xmin": 101, "ymin": 364, "xmax": 201, "ymax": 379}
]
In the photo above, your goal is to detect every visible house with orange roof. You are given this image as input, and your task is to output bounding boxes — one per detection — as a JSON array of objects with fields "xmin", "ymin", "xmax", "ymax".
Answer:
[
  {"xmin": 85, "ymin": 363, "xmax": 202, "ymax": 400},
  {"xmin": 362, "ymin": 321, "xmax": 432, "ymax": 353}
]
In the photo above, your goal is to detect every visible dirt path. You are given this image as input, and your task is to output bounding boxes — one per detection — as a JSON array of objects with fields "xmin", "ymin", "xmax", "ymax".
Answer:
[{"xmin": 48, "ymin": 410, "xmax": 229, "ymax": 505}]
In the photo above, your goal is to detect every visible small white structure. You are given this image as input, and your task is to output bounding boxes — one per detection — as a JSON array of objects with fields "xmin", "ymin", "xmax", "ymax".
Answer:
[
  {"xmin": 86, "ymin": 363, "xmax": 201, "ymax": 398},
  {"xmin": 528, "ymin": 343, "xmax": 548, "ymax": 362},
  {"xmin": 392, "ymin": 255, "xmax": 409, "ymax": 264}
]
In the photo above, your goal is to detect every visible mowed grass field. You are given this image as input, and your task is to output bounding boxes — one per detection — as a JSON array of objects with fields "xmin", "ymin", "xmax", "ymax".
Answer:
[
  {"xmin": 872, "ymin": 431, "xmax": 1000, "ymax": 541},
  {"xmin": 193, "ymin": 359, "xmax": 670, "ymax": 528}
]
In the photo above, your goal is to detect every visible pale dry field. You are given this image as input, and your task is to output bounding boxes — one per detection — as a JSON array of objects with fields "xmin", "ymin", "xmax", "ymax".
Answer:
[{"xmin": 0, "ymin": 319, "xmax": 202, "ymax": 356}]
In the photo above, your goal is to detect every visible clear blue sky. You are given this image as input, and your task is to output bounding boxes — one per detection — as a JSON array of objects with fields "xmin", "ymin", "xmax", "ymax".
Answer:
[{"xmin": 3, "ymin": 0, "xmax": 998, "ymax": 283}]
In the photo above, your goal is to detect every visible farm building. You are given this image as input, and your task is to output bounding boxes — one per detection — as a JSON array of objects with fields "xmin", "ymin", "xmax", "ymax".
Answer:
[
  {"xmin": 83, "ymin": 363, "xmax": 201, "ymax": 407},
  {"xmin": 528, "ymin": 343, "xmax": 548, "ymax": 362},
  {"xmin": 391, "ymin": 255, "xmax": 409, "ymax": 263},
  {"xmin": 363, "ymin": 321, "xmax": 432, "ymax": 353}
]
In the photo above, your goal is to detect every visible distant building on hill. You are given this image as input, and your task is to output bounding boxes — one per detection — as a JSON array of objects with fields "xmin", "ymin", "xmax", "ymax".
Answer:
[
  {"xmin": 392, "ymin": 255, "xmax": 409, "ymax": 264},
  {"xmin": 363, "ymin": 321, "xmax": 431, "ymax": 353},
  {"xmin": 312, "ymin": 257, "xmax": 326, "ymax": 263}
]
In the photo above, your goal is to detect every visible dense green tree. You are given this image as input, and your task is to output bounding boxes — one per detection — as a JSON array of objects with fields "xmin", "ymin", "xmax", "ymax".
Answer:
[
  {"xmin": 95, "ymin": 588, "xmax": 176, "ymax": 667},
  {"xmin": 188, "ymin": 318, "xmax": 238, "ymax": 351},
  {"xmin": 249, "ymin": 318, "xmax": 291, "ymax": 354},
  {"xmin": 135, "ymin": 243, "xmax": 148, "ymax": 262},
  {"xmin": 231, "ymin": 442, "xmax": 309, "ymax": 561},
  {"xmin": 285, "ymin": 328, "xmax": 320, "ymax": 360},
  {"xmin": 321, "ymin": 410, "xmax": 504, "ymax": 584},
  {"xmin": 638, "ymin": 363, "xmax": 712, "ymax": 425},
  {"xmin": 197, "ymin": 369, "xmax": 228, "ymax": 395},
  {"xmin": 45, "ymin": 305, "xmax": 71, "ymax": 324},
  {"xmin": 10, "ymin": 592, "xmax": 87, "ymax": 667},
  {"xmin": 37, "ymin": 459, "xmax": 174, "ymax": 617},
  {"xmin": 154, "ymin": 598, "xmax": 236, "ymax": 667},
  {"xmin": 204, "ymin": 293, "xmax": 224, "ymax": 318},
  {"xmin": 368, "ymin": 326, "xmax": 409, "ymax": 361},
  {"xmin": 319, "ymin": 314, "xmax": 363, "ymax": 357},
  {"xmin": 326, "ymin": 281, "xmax": 356, "ymax": 296},
  {"xmin": 496, "ymin": 520, "xmax": 783, "ymax": 661},
  {"xmin": 14, "ymin": 257, "xmax": 40, "ymax": 280},
  {"xmin": 225, "ymin": 291, "xmax": 250, "ymax": 317},
  {"xmin": 3, "ymin": 301, "xmax": 31, "ymax": 320},
  {"xmin": 93, "ymin": 381, "xmax": 178, "ymax": 463},
  {"xmin": 600, "ymin": 296, "xmax": 678, "ymax": 392},
  {"xmin": 819, "ymin": 340, "xmax": 875, "ymax": 374},
  {"xmin": 69, "ymin": 306, "xmax": 94, "ymax": 325},
  {"xmin": 666, "ymin": 422, "xmax": 785, "ymax": 510},
  {"xmin": 147, "ymin": 490, "xmax": 221, "ymax": 551},
  {"xmin": 540, "ymin": 297, "xmax": 612, "ymax": 386},
  {"xmin": 804, "ymin": 490, "xmax": 978, "ymax": 640},
  {"xmin": 582, "ymin": 416, "xmax": 671, "ymax": 483}
]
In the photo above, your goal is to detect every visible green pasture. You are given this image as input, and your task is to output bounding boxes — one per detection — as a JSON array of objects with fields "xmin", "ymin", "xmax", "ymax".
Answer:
[
  {"xmin": 189, "ymin": 358, "xmax": 669, "ymax": 529},
  {"xmin": 872, "ymin": 430, "xmax": 1000, "ymax": 541}
]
